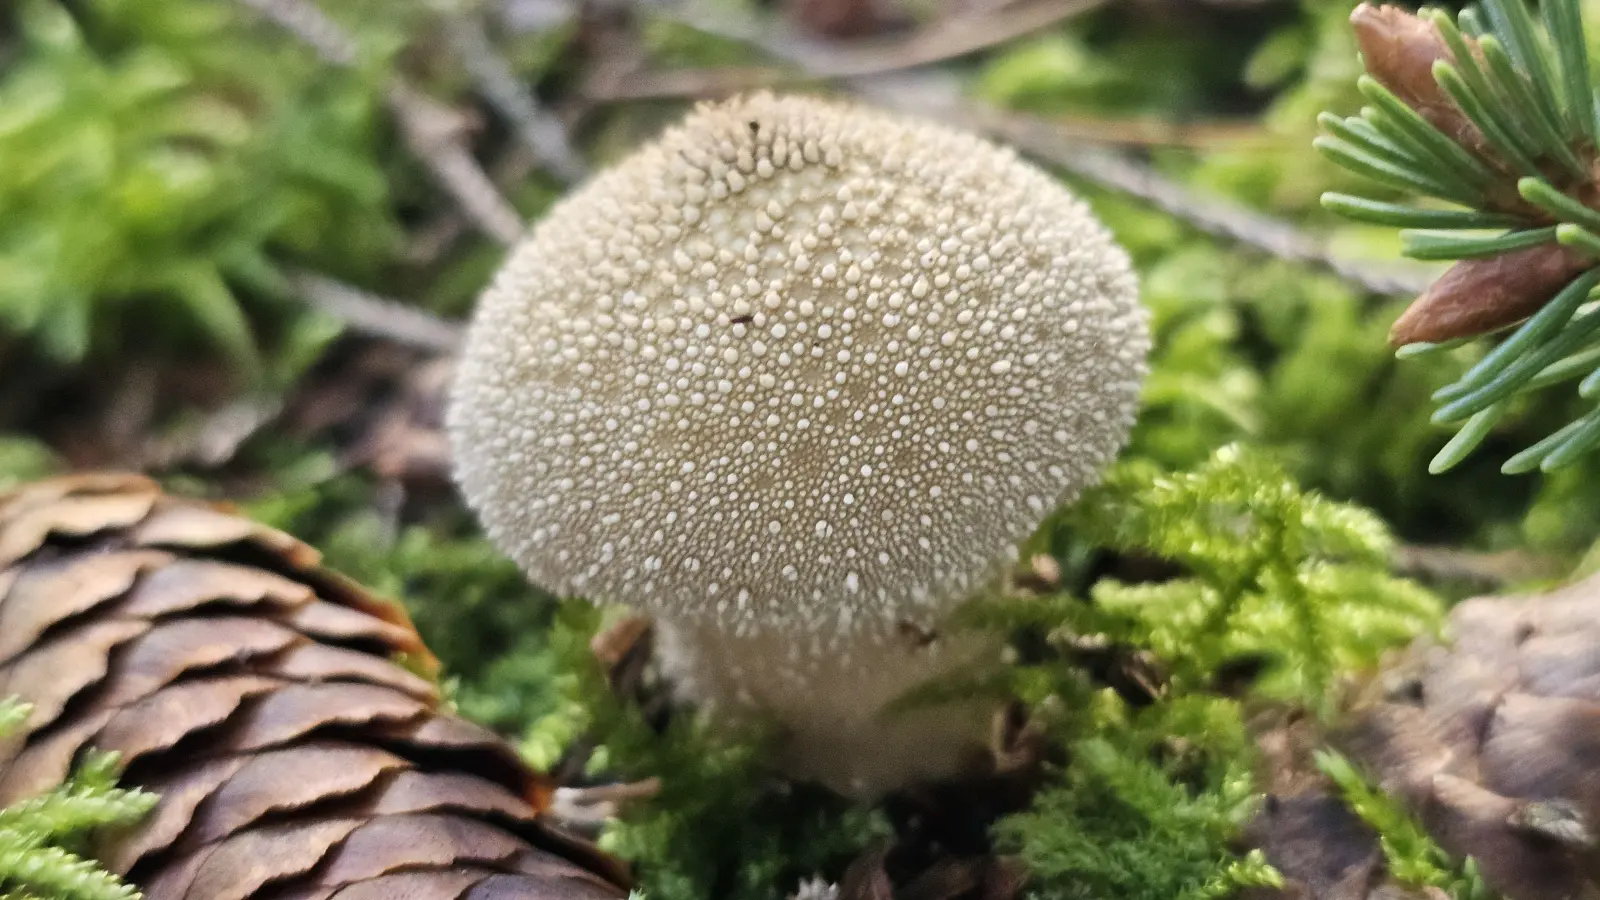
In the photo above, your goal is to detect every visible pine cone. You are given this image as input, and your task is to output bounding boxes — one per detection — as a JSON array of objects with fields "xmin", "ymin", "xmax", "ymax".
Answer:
[
  {"xmin": 0, "ymin": 473, "xmax": 630, "ymax": 900},
  {"xmin": 1339, "ymin": 574, "xmax": 1600, "ymax": 900},
  {"xmin": 1250, "ymin": 575, "xmax": 1600, "ymax": 900}
]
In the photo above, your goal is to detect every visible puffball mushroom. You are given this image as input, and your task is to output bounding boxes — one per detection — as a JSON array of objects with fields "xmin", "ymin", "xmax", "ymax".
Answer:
[{"xmin": 449, "ymin": 92, "xmax": 1147, "ymax": 793}]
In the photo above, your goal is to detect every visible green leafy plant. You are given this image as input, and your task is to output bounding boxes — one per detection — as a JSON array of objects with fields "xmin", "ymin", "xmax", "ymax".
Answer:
[
  {"xmin": 0, "ymin": 697, "xmax": 158, "ymax": 900},
  {"xmin": 1316, "ymin": 0, "xmax": 1600, "ymax": 474}
]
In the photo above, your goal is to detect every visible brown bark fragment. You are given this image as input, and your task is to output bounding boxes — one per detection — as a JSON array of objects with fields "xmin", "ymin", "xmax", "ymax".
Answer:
[{"xmin": 1339, "ymin": 573, "xmax": 1600, "ymax": 900}]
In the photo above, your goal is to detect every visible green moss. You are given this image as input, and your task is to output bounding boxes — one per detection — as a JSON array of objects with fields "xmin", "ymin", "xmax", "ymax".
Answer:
[
  {"xmin": 971, "ymin": 447, "xmax": 1438, "ymax": 899},
  {"xmin": 0, "ymin": 0, "xmax": 402, "ymax": 369},
  {"xmin": 995, "ymin": 697, "xmax": 1278, "ymax": 900},
  {"xmin": 0, "ymin": 698, "xmax": 157, "ymax": 900},
  {"xmin": 1317, "ymin": 750, "xmax": 1495, "ymax": 900}
]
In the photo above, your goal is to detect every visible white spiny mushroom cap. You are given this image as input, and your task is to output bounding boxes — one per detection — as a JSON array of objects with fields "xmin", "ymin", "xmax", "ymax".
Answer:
[{"xmin": 449, "ymin": 92, "xmax": 1147, "ymax": 642}]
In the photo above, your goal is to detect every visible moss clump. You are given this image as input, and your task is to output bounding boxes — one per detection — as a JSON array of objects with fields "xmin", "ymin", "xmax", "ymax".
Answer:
[
  {"xmin": 0, "ymin": 697, "xmax": 158, "ymax": 900},
  {"xmin": 0, "ymin": 0, "xmax": 402, "ymax": 368},
  {"xmin": 963, "ymin": 446, "xmax": 1439, "ymax": 900}
]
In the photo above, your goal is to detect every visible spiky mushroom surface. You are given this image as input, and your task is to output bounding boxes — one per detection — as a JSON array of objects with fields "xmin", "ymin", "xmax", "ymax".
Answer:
[
  {"xmin": 0, "ymin": 474, "xmax": 629, "ymax": 900},
  {"xmin": 450, "ymin": 92, "xmax": 1146, "ymax": 795},
  {"xmin": 449, "ymin": 91, "xmax": 1147, "ymax": 641}
]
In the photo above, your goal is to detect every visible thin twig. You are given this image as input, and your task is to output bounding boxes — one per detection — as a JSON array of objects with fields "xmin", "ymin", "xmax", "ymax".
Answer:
[
  {"xmin": 588, "ymin": 52, "xmax": 1270, "ymax": 152},
  {"xmin": 1393, "ymin": 544, "xmax": 1563, "ymax": 588},
  {"xmin": 548, "ymin": 778, "xmax": 663, "ymax": 828},
  {"xmin": 143, "ymin": 398, "xmax": 287, "ymax": 470},
  {"xmin": 234, "ymin": 0, "xmax": 357, "ymax": 65},
  {"xmin": 583, "ymin": 63, "xmax": 806, "ymax": 101},
  {"xmin": 290, "ymin": 270, "xmax": 465, "ymax": 353},
  {"xmin": 654, "ymin": 0, "xmax": 1112, "ymax": 79},
  {"xmin": 966, "ymin": 105, "xmax": 1441, "ymax": 297},
  {"xmin": 445, "ymin": 12, "xmax": 588, "ymax": 183},
  {"xmin": 232, "ymin": 0, "xmax": 526, "ymax": 245},
  {"xmin": 387, "ymin": 83, "xmax": 528, "ymax": 244}
]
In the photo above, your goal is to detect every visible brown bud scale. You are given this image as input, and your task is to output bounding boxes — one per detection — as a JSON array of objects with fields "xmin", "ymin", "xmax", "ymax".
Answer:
[
  {"xmin": 1351, "ymin": 4, "xmax": 1491, "ymax": 163},
  {"xmin": 0, "ymin": 473, "xmax": 629, "ymax": 900},
  {"xmin": 1389, "ymin": 243, "xmax": 1594, "ymax": 345}
]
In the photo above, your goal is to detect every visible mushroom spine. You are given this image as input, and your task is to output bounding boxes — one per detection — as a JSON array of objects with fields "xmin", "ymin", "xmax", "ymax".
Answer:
[{"xmin": 449, "ymin": 92, "xmax": 1148, "ymax": 793}]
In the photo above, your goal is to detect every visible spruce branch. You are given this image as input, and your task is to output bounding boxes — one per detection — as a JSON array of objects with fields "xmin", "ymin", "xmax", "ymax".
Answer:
[{"xmin": 1319, "ymin": 1, "xmax": 1600, "ymax": 474}]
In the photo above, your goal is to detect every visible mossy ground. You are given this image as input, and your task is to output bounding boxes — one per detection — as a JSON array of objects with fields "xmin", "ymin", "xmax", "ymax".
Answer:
[{"xmin": 2, "ymin": 1, "xmax": 1592, "ymax": 898}]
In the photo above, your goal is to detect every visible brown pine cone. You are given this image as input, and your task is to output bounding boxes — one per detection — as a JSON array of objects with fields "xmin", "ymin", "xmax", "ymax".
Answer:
[
  {"xmin": 1339, "ymin": 574, "xmax": 1600, "ymax": 900},
  {"xmin": 1249, "ymin": 575, "xmax": 1600, "ymax": 900},
  {"xmin": 0, "ymin": 473, "xmax": 630, "ymax": 900}
]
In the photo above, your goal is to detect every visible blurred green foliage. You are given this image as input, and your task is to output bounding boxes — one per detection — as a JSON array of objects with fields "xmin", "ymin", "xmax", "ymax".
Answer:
[
  {"xmin": 0, "ymin": 0, "xmax": 403, "ymax": 369},
  {"xmin": 0, "ymin": 434, "xmax": 59, "ymax": 491}
]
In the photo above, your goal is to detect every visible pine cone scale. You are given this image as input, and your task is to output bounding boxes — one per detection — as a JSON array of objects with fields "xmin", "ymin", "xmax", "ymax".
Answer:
[
  {"xmin": 1517, "ymin": 633, "xmax": 1600, "ymax": 695},
  {"xmin": 0, "ymin": 551, "xmax": 171, "ymax": 665},
  {"xmin": 101, "ymin": 674, "xmax": 285, "ymax": 763},
  {"xmin": 271, "ymin": 642, "xmax": 440, "ymax": 700},
  {"xmin": 1479, "ymin": 693, "xmax": 1600, "ymax": 806},
  {"xmin": 105, "ymin": 757, "xmax": 246, "ymax": 874},
  {"xmin": 0, "ymin": 475, "xmax": 630, "ymax": 899},
  {"xmin": 179, "ymin": 815, "xmax": 369, "ymax": 900},
  {"xmin": 366, "ymin": 769, "xmax": 540, "ymax": 821},
  {"xmin": 319, "ymin": 812, "xmax": 529, "ymax": 880},
  {"xmin": 303, "ymin": 867, "xmax": 489, "ymax": 900},
  {"xmin": 185, "ymin": 744, "xmax": 410, "ymax": 845},
  {"xmin": 0, "ymin": 618, "xmax": 150, "ymax": 727},
  {"xmin": 219, "ymin": 683, "xmax": 431, "ymax": 754},
  {"xmin": 105, "ymin": 618, "xmax": 301, "ymax": 705},
  {"xmin": 0, "ymin": 490, "xmax": 160, "ymax": 569}
]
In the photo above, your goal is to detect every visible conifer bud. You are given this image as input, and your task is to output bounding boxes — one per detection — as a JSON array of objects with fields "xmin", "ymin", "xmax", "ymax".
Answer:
[
  {"xmin": 1390, "ymin": 243, "xmax": 1593, "ymax": 346},
  {"xmin": 1351, "ymin": 4, "xmax": 1488, "ymax": 164}
]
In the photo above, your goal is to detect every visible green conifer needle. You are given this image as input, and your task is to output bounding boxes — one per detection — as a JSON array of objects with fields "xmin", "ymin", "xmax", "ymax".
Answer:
[
  {"xmin": 1401, "ymin": 226, "xmax": 1557, "ymax": 260},
  {"xmin": 1321, "ymin": 194, "xmax": 1517, "ymax": 229},
  {"xmin": 1430, "ymin": 402, "xmax": 1508, "ymax": 473}
]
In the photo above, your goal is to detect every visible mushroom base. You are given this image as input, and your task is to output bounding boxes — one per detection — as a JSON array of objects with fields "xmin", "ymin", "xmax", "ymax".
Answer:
[{"xmin": 654, "ymin": 618, "xmax": 1003, "ymax": 798}]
